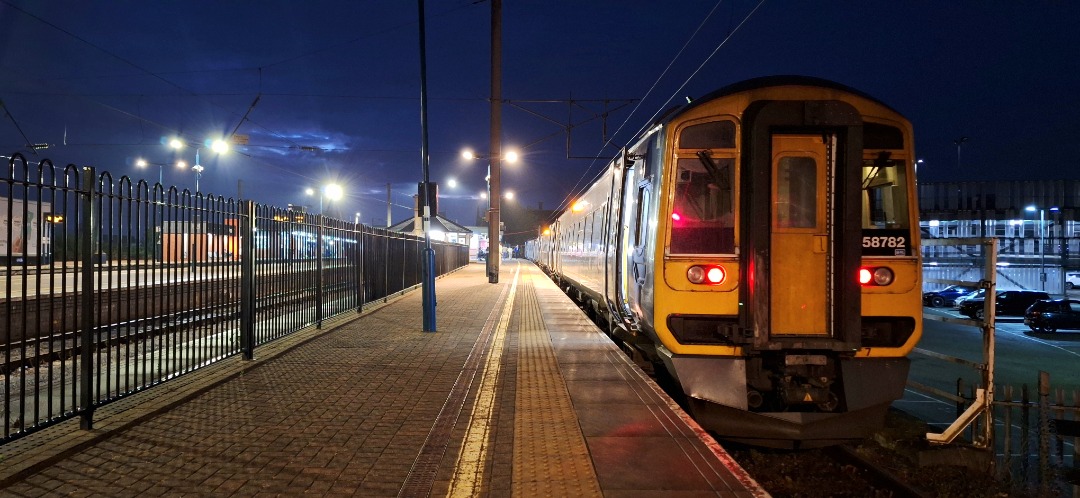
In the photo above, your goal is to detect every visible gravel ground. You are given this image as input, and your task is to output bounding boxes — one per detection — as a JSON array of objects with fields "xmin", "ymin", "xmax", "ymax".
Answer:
[{"xmin": 730, "ymin": 409, "xmax": 1022, "ymax": 497}]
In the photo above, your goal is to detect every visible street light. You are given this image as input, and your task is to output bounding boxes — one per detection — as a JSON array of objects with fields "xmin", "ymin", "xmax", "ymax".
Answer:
[
  {"xmin": 953, "ymin": 136, "xmax": 968, "ymax": 168},
  {"xmin": 462, "ymin": 147, "xmax": 519, "ymax": 283},
  {"xmin": 1026, "ymin": 205, "xmax": 1060, "ymax": 291},
  {"xmin": 304, "ymin": 183, "xmax": 343, "ymax": 330},
  {"xmin": 135, "ymin": 158, "xmax": 164, "ymax": 185},
  {"xmin": 169, "ymin": 137, "xmax": 229, "ymax": 193},
  {"xmin": 306, "ymin": 183, "xmax": 343, "ymax": 215}
]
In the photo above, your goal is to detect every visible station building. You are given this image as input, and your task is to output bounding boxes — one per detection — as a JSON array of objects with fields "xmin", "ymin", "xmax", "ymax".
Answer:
[{"xmin": 918, "ymin": 179, "xmax": 1080, "ymax": 293}]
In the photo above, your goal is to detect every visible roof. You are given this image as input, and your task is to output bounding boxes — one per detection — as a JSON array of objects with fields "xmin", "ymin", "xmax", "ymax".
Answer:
[
  {"xmin": 388, "ymin": 215, "xmax": 472, "ymax": 234},
  {"xmin": 656, "ymin": 75, "xmax": 899, "ymax": 128}
]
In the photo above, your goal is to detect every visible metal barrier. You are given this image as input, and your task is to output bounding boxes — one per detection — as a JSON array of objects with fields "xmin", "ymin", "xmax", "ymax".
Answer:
[
  {"xmin": 917, "ymin": 236, "xmax": 1079, "ymax": 495},
  {"xmin": 1, "ymin": 153, "xmax": 469, "ymax": 444}
]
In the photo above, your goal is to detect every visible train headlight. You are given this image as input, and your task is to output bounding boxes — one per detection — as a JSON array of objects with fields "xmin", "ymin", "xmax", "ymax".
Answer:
[
  {"xmin": 687, "ymin": 265, "xmax": 725, "ymax": 285},
  {"xmin": 858, "ymin": 267, "xmax": 894, "ymax": 286},
  {"xmin": 688, "ymin": 266, "xmax": 706, "ymax": 284}
]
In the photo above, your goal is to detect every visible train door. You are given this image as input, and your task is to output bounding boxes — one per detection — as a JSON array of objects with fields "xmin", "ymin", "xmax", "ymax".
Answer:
[{"xmin": 770, "ymin": 134, "xmax": 832, "ymax": 337}]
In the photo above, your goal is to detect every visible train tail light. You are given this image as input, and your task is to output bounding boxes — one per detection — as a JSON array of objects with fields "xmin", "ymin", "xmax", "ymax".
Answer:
[
  {"xmin": 688, "ymin": 265, "xmax": 726, "ymax": 285},
  {"xmin": 859, "ymin": 266, "xmax": 894, "ymax": 286}
]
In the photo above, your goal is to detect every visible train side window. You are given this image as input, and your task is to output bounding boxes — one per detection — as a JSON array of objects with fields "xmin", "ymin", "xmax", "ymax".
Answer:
[
  {"xmin": 775, "ymin": 156, "xmax": 817, "ymax": 229},
  {"xmin": 634, "ymin": 185, "xmax": 650, "ymax": 247}
]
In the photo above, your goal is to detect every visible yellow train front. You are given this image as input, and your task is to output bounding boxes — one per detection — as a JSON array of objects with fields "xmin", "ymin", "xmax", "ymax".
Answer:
[{"xmin": 529, "ymin": 76, "xmax": 922, "ymax": 448}]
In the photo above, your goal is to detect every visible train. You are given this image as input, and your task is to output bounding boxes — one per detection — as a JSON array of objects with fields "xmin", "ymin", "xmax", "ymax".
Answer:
[{"xmin": 525, "ymin": 76, "xmax": 922, "ymax": 448}]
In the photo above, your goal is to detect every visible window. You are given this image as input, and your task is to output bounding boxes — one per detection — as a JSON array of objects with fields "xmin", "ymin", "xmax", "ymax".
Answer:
[
  {"xmin": 861, "ymin": 153, "xmax": 912, "ymax": 229},
  {"xmin": 679, "ymin": 120, "xmax": 736, "ymax": 149},
  {"xmin": 634, "ymin": 185, "xmax": 650, "ymax": 247},
  {"xmin": 775, "ymin": 157, "xmax": 817, "ymax": 229},
  {"xmin": 669, "ymin": 156, "xmax": 735, "ymax": 254}
]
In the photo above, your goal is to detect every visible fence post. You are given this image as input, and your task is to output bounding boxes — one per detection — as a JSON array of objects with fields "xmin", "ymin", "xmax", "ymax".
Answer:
[
  {"xmin": 355, "ymin": 222, "xmax": 364, "ymax": 313},
  {"xmin": 956, "ymin": 377, "xmax": 964, "ymax": 418},
  {"xmin": 78, "ymin": 166, "xmax": 97, "ymax": 430},
  {"xmin": 239, "ymin": 200, "xmax": 255, "ymax": 360},
  {"xmin": 316, "ymin": 214, "xmax": 324, "ymax": 329},
  {"xmin": 1022, "ymin": 383, "xmax": 1031, "ymax": 486},
  {"xmin": 1038, "ymin": 371, "xmax": 1051, "ymax": 495}
]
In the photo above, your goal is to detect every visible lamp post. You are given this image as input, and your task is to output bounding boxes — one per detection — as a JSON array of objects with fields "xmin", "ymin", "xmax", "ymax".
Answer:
[
  {"xmin": 306, "ymin": 183, "xmax": 342, "ymax": 216},
  {"xmin": 169, "ymin": 137, "xmax": 229, "ymax": 193},
  {"xmin": 135, "ymin": 158, "xmax": 164, "ymax": 185},
  {"xmin": 306, "ymin": 183, "xmax": 343, "ymax": 329},
  {"xmin": 953, "ymin": 136, "xmax": 968, "ymax": 168},
  {"xmin": 463, "ymin": 148, "xmax": 518, "ymax": 281},
  {"xmin": 1026, "ymin": 205, "xmax": 1060, "ymax": 291}
]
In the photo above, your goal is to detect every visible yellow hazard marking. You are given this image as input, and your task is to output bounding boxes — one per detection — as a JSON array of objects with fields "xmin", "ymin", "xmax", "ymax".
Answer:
[
  {"xmin": 804, "ymin": 393, "xmax": 813, "ymax": 402},
  {"xmin": 511, "ymin": 273, "xmax": 603, "ymax": 496},
  {"xmin": 447, "ymin": 266, "xmax": 519, "ymax": 497}
]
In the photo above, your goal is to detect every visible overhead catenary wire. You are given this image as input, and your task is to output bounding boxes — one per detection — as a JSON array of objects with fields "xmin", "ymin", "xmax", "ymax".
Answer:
[
  {"xmin": 0, "ymin": 97, "xmax": 39, "ymax": 154},
  {"xmin": 544, "ymin": 0, "xmax": 767, "ymax": 225}
]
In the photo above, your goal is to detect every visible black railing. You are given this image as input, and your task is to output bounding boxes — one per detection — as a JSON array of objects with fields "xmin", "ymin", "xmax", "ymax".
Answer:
[{"xmin": 1, "ymin": 153, "xmax": 469, "ymax": 443}]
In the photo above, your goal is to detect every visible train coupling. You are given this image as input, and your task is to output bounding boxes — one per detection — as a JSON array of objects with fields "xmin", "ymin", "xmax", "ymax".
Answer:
[{"xmin": 779, "ymin": 376, "xmax": 839, "ymax": 411}]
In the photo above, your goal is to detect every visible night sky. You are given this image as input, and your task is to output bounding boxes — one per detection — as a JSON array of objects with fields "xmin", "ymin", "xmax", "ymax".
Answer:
[{"xmin": 2, "ymin": 1, "xmax": 1078, "ymax": 226}]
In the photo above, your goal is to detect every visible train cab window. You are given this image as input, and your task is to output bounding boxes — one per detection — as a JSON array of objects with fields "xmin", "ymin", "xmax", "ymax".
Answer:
[
  {"xmin": 679, "ymin": 120, "xmax": 736, "ymax": 149},
  {"xmin": 861, "ymin": 153, "xmax": 911, "ymax": 229},
  {"xmin": 861, "ymin": 152, "xmax": 913, "ymax": 256},
  {"xmin": 669, "ymin": 156, "xmax": 735, "ymax": 254},
  {"xmin": 775, "ymin": 157, "xmax": 817, "ymax": 229}
]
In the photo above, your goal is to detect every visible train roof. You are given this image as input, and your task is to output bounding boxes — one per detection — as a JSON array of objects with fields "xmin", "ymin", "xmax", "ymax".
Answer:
[{"xmin": 658, "ymin": 75, "xmax": 901, "ymax": 126}]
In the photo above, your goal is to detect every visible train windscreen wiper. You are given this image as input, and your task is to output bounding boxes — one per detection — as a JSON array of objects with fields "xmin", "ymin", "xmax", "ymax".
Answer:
[{"xmin": 696, "ymin": 151, "xmax": 730, "ymax": 190}]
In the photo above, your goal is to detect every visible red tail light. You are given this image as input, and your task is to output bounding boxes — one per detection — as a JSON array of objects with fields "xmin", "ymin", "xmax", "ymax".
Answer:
[
  {"xmin": 687, "ymin": 265, "xmax": 726, "ymax": 285},
  {"xmin": 859, "ymin": 267, "xmax": 894, "ymax": 286}
]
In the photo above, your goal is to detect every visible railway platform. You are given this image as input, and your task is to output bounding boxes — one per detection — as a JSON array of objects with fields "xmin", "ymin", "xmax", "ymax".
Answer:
[{"xmin": 0, "ymin": 261, "xmax": 767, "ymax": 497}]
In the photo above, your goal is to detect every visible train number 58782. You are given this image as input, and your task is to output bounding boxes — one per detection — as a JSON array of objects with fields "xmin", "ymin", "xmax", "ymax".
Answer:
[{"xmin": 862, "ymin": 236, "xmax": 906, "ymax": 248}]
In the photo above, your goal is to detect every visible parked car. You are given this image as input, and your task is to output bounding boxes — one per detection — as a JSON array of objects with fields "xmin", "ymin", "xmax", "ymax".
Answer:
[
  {"xmin": 1025, "ymin": 299, "xmax": 1080, "ymax": 332},
  {"xmin": 1066, "ymin": 271, "xmax": 1080, "ymax": 291},
  {"xmin": 959, "ymin": 290, "xmax": 1051, "ymax": 320},
  {"xmin": 952, "ymin": 289, "xmax": 984, "ymax": 309},
  {"xmin": 923, "ymin": 285, "xmax": 978, "ymax": 307}
]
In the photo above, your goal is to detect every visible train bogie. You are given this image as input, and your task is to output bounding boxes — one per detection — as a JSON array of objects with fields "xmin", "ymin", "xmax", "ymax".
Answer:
[{"xmin": 528, "ymin": 76, "xmax": 922, "ymax": 448}]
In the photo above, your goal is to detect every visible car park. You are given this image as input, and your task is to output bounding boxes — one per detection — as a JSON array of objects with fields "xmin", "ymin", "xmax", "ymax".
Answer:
[
  {"xmin": 959, "ymin": 290, "xmax": 1051, "ymax": 320},
  {"xmin": 923, "ymin": 285, "xmax": 978, "ymax": 307},
  {"xmin": 1025, "ymin": 299, "xmax": 1080, "ymax": 332},
  {"xmin": 1067, "ymin": 271, "xmax": 1080, "ymax": 290}
]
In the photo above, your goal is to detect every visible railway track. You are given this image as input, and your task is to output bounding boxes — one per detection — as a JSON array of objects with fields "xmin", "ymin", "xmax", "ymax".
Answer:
[
  {"xmin": 726, "ymin": 442, "xmax": 931, "ymax": 497},
  {"xmin": 0, "ymin": 284, "xmax": 347, "ymax": 377}
]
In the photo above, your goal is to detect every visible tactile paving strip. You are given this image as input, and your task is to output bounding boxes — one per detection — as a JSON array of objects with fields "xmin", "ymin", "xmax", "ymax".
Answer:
[{"xmin": 512, "ymin": 273, "xmax": 603, "ymax": 497}]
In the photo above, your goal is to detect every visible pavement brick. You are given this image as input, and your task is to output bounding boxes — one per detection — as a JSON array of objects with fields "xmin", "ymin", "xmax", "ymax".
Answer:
[{"xmin": 0, "ymin": 261, "xmax": 768, "ymax": 497}]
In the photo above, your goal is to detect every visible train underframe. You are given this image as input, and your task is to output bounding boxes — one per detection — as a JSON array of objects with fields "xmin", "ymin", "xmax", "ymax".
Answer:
[
  {"xmin": 657, "ymin": 347, "xmax": 910, "ymax": 449},
  {"xmin": 554, "ymin": 274, "xmax": 910, "ymax": 448}
]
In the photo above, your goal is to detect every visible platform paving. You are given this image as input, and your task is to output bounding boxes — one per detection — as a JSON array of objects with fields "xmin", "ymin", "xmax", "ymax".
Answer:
[{"xmin": 0, "ymin": 261, "xmax": 767, "ymax": 497}]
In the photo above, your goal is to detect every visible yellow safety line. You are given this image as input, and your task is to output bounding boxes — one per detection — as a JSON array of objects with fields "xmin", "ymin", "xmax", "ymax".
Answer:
[
  {"xmin": 511, "ymin": 272, "xmax": 602, "ymax": 497},
  {"xmin": 447, "ymin": 265, "xmax": 519, "ymax": 497}
]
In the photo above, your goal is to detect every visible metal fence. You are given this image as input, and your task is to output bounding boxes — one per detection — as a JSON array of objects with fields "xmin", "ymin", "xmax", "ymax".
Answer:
[
  {"xmin": 916, "ymin": 237, "xmax": 1078, "ymax": 496},
  {"xmin": 1, "ymin": 153, "xmax": 469, "ymax": 444},
  {"xmin": 947, "ymin": 373, "xmax": 1080, "ymax": 497}
]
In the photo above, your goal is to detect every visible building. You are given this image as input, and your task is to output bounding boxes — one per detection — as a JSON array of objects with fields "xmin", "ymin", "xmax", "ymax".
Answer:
[{"xmin": 919, "ymin": 179, "xmax": 1080, "ymax": 293}]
